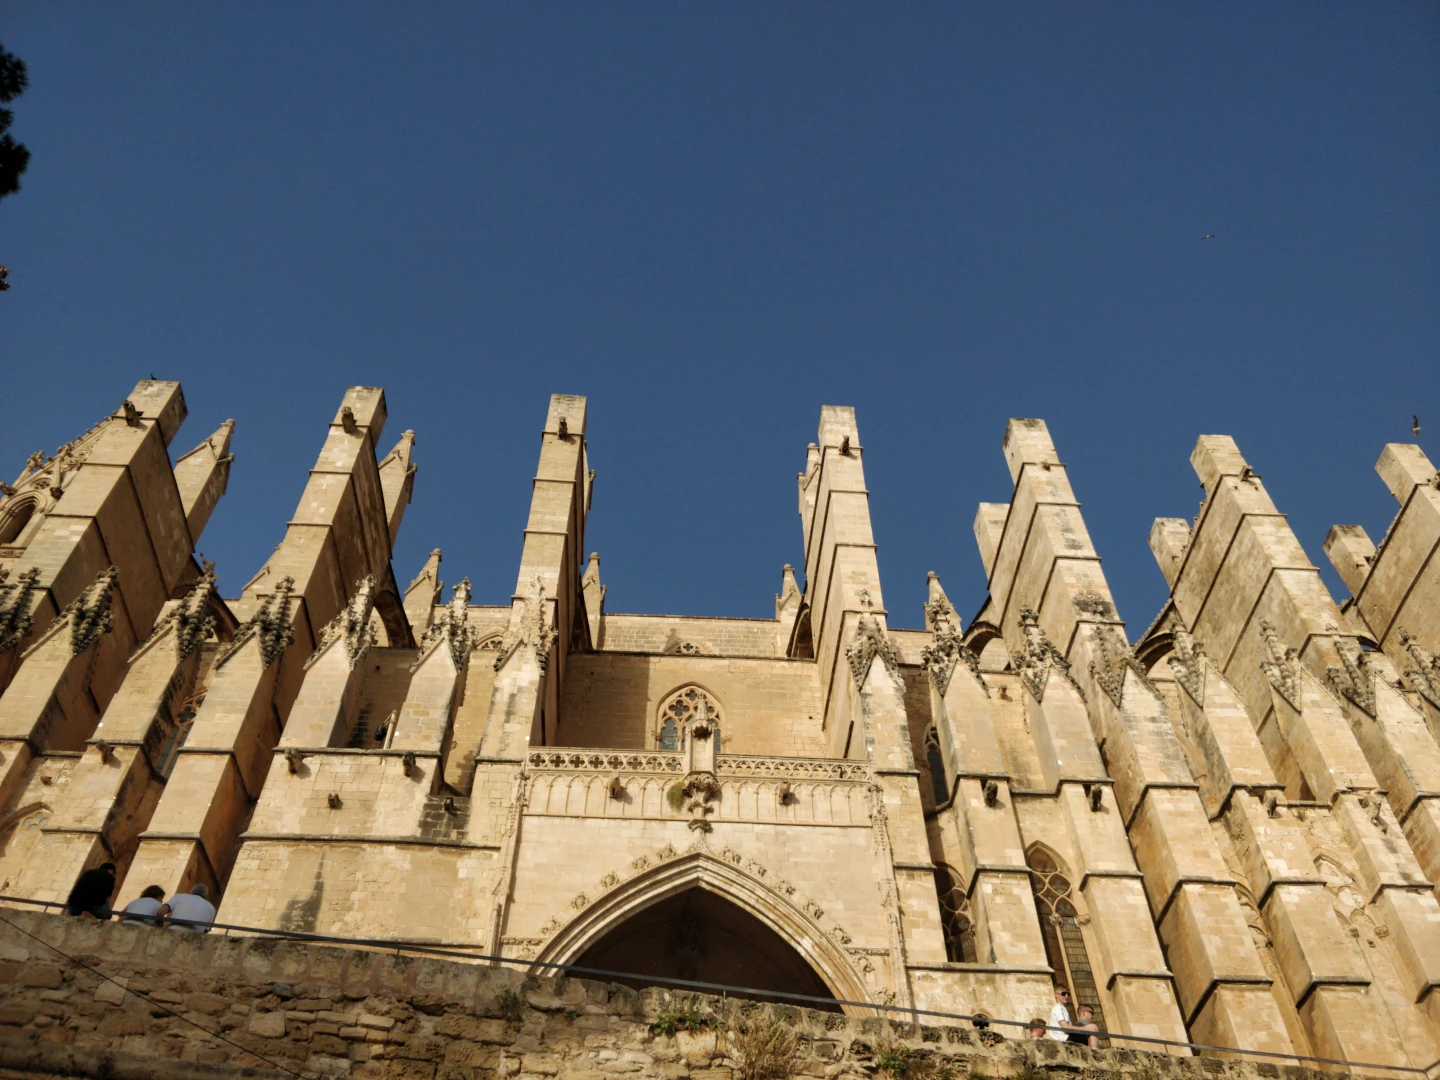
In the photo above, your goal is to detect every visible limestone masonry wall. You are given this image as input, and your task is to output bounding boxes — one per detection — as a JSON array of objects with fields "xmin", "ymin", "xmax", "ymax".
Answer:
[{"xmin": 0, "ymin": 909, "xmax": 1395, "ymax": 1080}]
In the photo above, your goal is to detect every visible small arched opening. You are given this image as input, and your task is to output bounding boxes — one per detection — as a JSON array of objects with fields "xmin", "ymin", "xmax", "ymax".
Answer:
[
  {"xmin": 574, "ymin": 887, "xmax": 838, "ymax": 1008},
  {"xmin": 0, "ymin": 497, "xmax": 38, "ymax": 545}
]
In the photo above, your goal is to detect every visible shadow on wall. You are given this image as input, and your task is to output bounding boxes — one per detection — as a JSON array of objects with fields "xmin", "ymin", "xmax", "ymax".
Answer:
[{"xmin": 574, "ymin": 887, "xmax": 841, "ymax": 1011}]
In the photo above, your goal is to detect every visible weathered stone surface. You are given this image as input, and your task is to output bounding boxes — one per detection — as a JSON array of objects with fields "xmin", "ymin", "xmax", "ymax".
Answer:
[{"xmin": 1, "ymin": 387, "xmax": 1436, "ymax": 1070}]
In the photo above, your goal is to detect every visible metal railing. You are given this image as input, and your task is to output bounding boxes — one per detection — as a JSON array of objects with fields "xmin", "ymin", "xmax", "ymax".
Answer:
[{"xmin": 0, "ymin": 894, "xmax": 1434, "ymax": 1078}]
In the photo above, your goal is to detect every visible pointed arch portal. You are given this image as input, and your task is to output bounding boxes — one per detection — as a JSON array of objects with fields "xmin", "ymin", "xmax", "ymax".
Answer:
[
  {"xmin": 536, "ymin": 852, "xmax": 865, "ymax": 1011},
  {"xmin": 575, "ymin": 889, "xmax": 837, "ymax": 1007}
]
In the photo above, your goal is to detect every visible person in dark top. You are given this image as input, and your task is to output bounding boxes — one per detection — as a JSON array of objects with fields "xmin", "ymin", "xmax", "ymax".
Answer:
[
  {"xmin": 1069, "ymin": 1004, "xmax": 1101, "ymax": 1048},
  {"xmin": 65, "ymin": 862, "xmax": 116, "ymax": 919}
]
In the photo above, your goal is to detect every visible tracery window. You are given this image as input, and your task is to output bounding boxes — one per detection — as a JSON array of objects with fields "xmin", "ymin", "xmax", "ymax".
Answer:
[
  {"xmin": 934, "ymin": 864, "xmax": 978, "ymax": 963},
  {"xmin": 1028, "ymin": 847, "xmax": 1106, "ymax": 1037},
  {"xmin": 925, "ymin": 727, "xmax": 949, "ymax": 806},
  {"xmin": 657, "ymin": 686, "xmax": 722, "ymax": 755}
]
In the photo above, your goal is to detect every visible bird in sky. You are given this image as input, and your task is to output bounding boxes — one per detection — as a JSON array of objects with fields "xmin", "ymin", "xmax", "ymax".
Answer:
[
  {"xmin": 1201, "ymin": 234, "xmax": 1216, "ymax": 240},
  {"xmin": 1414, "ymin": 415, "xmax": 1422, "ymax": 436}
]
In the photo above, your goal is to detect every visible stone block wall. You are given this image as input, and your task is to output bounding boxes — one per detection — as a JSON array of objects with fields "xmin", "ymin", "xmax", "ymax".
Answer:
[{"xmin": 0, "ymin": 908, "xmax": 1390, "ymax": 1080}]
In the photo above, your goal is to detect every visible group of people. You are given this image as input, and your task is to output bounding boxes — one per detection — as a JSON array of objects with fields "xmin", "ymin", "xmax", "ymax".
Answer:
[
  {"xmin": 1026, "ymin": 985, "xmax": 1101, "ymax": 1047},
  {"xmin": 63, "ymin": 863, "xmax": 216, "ymax": 932}
]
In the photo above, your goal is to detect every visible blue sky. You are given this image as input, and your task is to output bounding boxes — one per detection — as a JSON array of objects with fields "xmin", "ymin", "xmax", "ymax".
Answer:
[{"xmin": 1, "ymin": 3, "xmax": 1436, "ymax": 632}]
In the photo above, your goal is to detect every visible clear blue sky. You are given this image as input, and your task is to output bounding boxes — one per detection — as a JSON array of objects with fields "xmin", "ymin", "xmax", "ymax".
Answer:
[{"xmin": 2, "ymin": 4, "xmax": 1436, "ymax": 632}]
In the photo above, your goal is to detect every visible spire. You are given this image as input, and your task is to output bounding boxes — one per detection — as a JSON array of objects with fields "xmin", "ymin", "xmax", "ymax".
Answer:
[
  {"xmin": 172, "ymin": 419, "xmax": 235, "ymax": 542},
  {"xmin": 582, "ymin": 552, "xmax": 605, "ymax": 648},
  {"xmin": 404, "ymin": 548, "xmax": 443, "ymax": 636},
  {"xmin": 379, "ymin": 430, "xmax": 417, "ymax": 544}
]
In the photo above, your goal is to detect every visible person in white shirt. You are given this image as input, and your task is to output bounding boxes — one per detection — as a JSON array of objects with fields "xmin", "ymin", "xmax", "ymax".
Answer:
[
  {"xmin": 166, "ymin": 884, "xmax": 217, "ymax": 932},
  {"xmin": 119, "ymin": 886, "xmax": 169, "ymax": 927},
  {"xmin": 1047, "ymin": 985, "xmax": 1072, "ymax": 1041}
]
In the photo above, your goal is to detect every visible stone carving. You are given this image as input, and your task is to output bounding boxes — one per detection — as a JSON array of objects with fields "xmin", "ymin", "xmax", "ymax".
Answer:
[
  {"xmin": 1015, "ymin": 607, "xmax": 1083, "ymax": 703},
  {"xmin": 1073, "ymin": 590, "xmax": 1115, "ymax": 618},
  {"xmin": 1397, "ymin": 628, "xmax": 1440, "ymax": 708},
  {"xmin": 1088, "ymin": 623, "xmax": 1150, "ymax": 706},
  {"xmin": 169, "ymin": 570, "xmax": 218, "ymax": 661},
  {"xmin": 494, "ymin": 577, "xmax": 557, "ymax": 674},
  {"xmin": 413, "ymin": 578, "xmax": 478, "ymax": 673},
  {"xmin": 0, "ymin": 566, "xmax": 40, "ymax": 653},
  {"xmin": 921, "ymin": 598, "xmax": 985, "ymax": 697},
  {"xmin": 217, "ymin": 577, "xmax": 296, "ymax": 670},
  {"xmin": 1258, "ymin": 620, "xmax": 1299, "ymax": 710},
  {"xmin": 42, "ymin": 566, "xmax": 120, "ymax": 657},
  {"xmin": 1168, "ymin": 628, "xmax": 1205, "ymax": 702},
  {"xmin": 681, "ymin": 771, "xmax": 721, "ymax": 832},
  {"xmin": 846, "ymin": 590, "xmax": 900, "ymax": 690},
  {"xmin": 1327, "ymin": 638, "xmax": 1377, "ymax": 716},
  {"xmin": 307, "ymin": 576, "xmax": 377, "ymax": 671}
]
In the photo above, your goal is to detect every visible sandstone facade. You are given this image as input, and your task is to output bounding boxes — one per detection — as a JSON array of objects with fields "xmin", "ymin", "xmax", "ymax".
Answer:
[{"xmin": 0, "ymin": 382, "xmax": 1436, "ymax": 1071}]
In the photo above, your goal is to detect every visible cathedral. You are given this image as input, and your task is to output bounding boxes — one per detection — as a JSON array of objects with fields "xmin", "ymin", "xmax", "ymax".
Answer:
[{"xmin": 0, "ymin": 380, "xmax": 1438, "ymax": 1069}]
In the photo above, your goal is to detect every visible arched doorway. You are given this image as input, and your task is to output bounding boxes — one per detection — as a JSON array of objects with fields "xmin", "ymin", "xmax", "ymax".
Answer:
[{"xmin": 574, "ymin": 887, "xmax": 838, "ymax": 1008}]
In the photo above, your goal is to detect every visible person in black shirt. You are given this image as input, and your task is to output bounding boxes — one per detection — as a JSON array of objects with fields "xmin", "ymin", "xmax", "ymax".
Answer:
[{"xmin": 64, "ymin": 862, "xmax": 116, "ymax": 919}]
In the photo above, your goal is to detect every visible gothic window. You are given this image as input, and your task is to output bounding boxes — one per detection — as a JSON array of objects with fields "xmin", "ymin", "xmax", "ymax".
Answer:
[
  {"xmin": 934, "ymin": 864, "xmax": 978, "ymax": 963},
  {"xmin": 0, "ymin": 497, "xmax": 37, "ymax": 545},
  {"xmin": 657, "ymin": 686, "xmax": 723, "ymax": 754},
  {"xmin": 926, "ymin": 727, "xmax": 949, "ymax": 806},
  {"xmin": 1028, "ymin": 847, "xmax": 1106, "ymax": 1038}
]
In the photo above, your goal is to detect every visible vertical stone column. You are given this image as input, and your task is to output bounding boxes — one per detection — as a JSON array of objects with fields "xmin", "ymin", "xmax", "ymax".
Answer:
[
  {"xmin": 983, "ymin": 419, "xmax": 1286, "ymax": 1051},
  {"xmin": 1156, "ymin": 434, "xmax": 1440, "ymax": 1061},
  {"xmin": 172, "ymin": 420, "xmax": 235, "ymax": 545},
  {"xmin": 124, "ymin": 388, "xmax": 405, "ymax": 903},
  {"xmin": 477, "ymin": 396, "xmax": 588, "ymax": 955},
  {"xmin": 922, "ymin": 576, "xmax": 1050, "ymax": 976},
  {"xmin": 794, "ymin": 406, "xmax": 949, "ymax": 1009}
]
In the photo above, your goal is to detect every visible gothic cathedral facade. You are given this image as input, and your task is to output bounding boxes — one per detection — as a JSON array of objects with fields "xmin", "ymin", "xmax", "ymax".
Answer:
[{"xmin": 1, "ymin": 381, "xmax": 1439, "ymax": 1067}]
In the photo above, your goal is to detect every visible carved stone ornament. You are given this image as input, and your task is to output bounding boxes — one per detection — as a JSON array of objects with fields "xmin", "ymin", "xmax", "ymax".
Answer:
[
  {"xmin": 1258, "ymin": 620, "xmax": 1300, "ymax": 710},
  {"xmin": 144, "ymin": 569, "xmax": 218, "ymax": 662},
  {"xmin": 413, "ymin": 578, "xmax": 479, "ymax": 673},
  {"xmin": 1326, "ymin": 638, "xmax": 1377, "ymax": 716},
  {"xmin": 1168, "ymin": 628, "xmax": 1205, "ymax": 702},
  {"xmin": 846, "ymin": 590, "xmax": 900, "ymax": 690},
  {"xmin": 1397, "ymin": 628, "xmax": 1440, "ymax": 709},
  {"xmin": 494, "ymin": 577, "xmax": 558, "ymax": 674},
  {"xmin": 1088, "ymin": 623, "xmax": 1151, "ymax": 707},
  {"xmin": 308, "ymin": 575, "xmax": 377, "ymax": 671},
  {"xmin": 1015, "ymin": 607, "xmax": 1083, "ymax": 703},
  {"xmin": 217, "ymin": 576, "xmax": 296, "ymax": 670},
  {"xmin": 921, "ymin": 599, "xmax": 985, "ymax": 697},
  {"xmin": 61, "ymin": 566, "xmax": 119, "ymax": 656},
  {"xmin": 681, "ymin": 771, "xmax": 721, "ymax": 832},
  {"xmin": 0, "ymin": 566, "xmax": 40, "ymax": 653}
]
